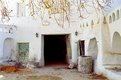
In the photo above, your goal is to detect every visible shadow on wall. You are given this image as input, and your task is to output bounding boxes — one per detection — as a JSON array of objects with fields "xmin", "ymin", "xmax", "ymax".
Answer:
[
  {"xmin": 87, "ymin": 38, "xmax": 98, "ymax": 60},
  {"xmin": 3, "ymin": 38, "xmax": 15, "ymax": 60}
]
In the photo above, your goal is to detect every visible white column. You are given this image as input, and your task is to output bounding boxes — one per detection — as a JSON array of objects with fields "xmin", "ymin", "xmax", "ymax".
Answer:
[
  {"xmin": 71, "ymin": 34, "xmax": 78, "ymax": 64},
  {"xmin": 39, "ymin": 34, "xmax": 44, "ymax": 66}
]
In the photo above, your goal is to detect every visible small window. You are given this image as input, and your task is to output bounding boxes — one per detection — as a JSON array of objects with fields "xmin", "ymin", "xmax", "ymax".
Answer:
[
  {"xmin": 112, "ymin": 13, "xmax": 115, "ymax": 21},
  {"xmin": 91, "ymin": 20, "xmax": 94, "ymax": 25},
  {"xmin": 109, "ymin": 16, "xmax": 112, "ymax": 23},
  {"xmin": 17, "ymin": 3, "xmax": 26, "ymax": 17},
  {"xmin": 117, "ymin": 10, "xmax": 120, "ymax": 20}
]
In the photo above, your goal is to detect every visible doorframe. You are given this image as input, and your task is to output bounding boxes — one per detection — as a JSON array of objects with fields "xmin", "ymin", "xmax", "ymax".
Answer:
[
  {"xmin": 40, "ymin": 34, "xmax": 72, "ymax": 66},
  {"xmin": 79, "ymin": 40, "xmax": 85, "ymax": 56}
]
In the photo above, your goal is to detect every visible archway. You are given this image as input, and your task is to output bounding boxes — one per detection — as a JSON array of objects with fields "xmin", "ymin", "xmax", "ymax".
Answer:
[
  {"xmin": 112, "ymin": 13, "xmax": 116, "ymax": 21},
  {"xmin": 3, "ymin": 38, "xmax": 14, "ymax": 60},
  {"xmin": 112, "ymin": 32, "xmax": 121, "ymax": 54},
  {"xmin": 87, "ymin": 38, "xmax": 98, "ymax": 59},
  {"xmin": 103, "ymin": 32, "xmax": 121, "ymax": 66}
]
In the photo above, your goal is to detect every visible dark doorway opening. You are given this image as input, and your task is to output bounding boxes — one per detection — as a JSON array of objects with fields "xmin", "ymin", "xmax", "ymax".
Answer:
[
  {"xmin": 79, "ymin": 40, "xmax": 85, "ymax": 56},
  {"xmin": 44, "ymin": 35, "xmax": 68, "ymax": 66}
]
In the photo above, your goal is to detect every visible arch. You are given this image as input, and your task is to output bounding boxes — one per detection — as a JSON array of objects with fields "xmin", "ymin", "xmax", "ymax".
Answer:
[
  {"xmin": 87, "ymin": 38, "xmax": 98, "ymax": 59},
  {"xmin": 117, "ymin": 10, "xmax": 120, "ymax": 20},
  {"xmin": 112, "ymin": 13, "xmax": 115, "ymax": 21},
  {"xmin": 112, "ymin": 32, "xmax": 121, "ymax": 53},
  {"xmin": 109, "ymin": 16, "xmax": 112, "ymax": 23},
  {"xmin": 3, "ymin": 38, "xmax": 14, "ymax": 60}
]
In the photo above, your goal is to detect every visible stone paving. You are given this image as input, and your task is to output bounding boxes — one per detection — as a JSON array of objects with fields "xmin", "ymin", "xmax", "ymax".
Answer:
[{"xmin": 0, "ymin": 67, "xmax": 108, "ymax": 80}]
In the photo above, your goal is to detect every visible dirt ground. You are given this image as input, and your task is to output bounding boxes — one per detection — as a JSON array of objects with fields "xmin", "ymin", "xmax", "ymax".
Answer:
[{"xmin": 0, "ymin": 66, "xmax": 108, "ymax": 80}]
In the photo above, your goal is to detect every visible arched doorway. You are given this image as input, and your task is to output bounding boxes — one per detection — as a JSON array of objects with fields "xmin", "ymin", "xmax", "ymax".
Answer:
[
  {"xmin": 3, "ymin": 38, "xmax": 14, "ymax": 60},
  {"xmin": 87, "ymin": 38, "xmax": 98, "ymax": 59}
]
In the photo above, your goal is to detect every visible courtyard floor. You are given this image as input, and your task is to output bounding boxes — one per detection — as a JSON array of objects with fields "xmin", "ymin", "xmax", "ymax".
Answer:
[{"xmin": 0, "ymin": 66, "xmax": 108, "ymax": 80}]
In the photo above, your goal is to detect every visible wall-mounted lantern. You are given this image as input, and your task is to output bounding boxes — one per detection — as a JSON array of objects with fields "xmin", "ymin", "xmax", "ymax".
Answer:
[
  {"xmin": 75, "ymin": 31, "xmax": 78, "ymax": 36},
  {"xmin": 36, "ymin": 33, "xmax": 39, "ymax": 38}
]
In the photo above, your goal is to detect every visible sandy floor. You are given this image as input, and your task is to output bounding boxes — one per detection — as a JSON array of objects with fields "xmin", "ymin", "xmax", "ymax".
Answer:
[{"xmin": 0, "ymin": 67, "xmax": 108, "ymax": 80}]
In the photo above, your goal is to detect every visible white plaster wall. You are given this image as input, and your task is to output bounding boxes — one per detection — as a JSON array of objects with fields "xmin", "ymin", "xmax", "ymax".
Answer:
[
  {"xmin": 0, "ymin": 33, "xmax": 15, "ymax": 61},
  {"xmin": 1, "ymin": 1, "xmax": 106, "ymax": 77},
  {"xmin": 0, "ymin": 24, "xmax": 16, "ymax": 62},
  {"xmin": 8, "ymin": 16, "xmax": 81, "ymax": 66},
  {"xmin": 101, "ymin": 5, "xmax": 121, "ymax": 80},
  {"xmin": 102, "ymin": 8, "xmax": 121, "ymax": 66},
  {"xmin": 3, "ymin": 1, "xmax": 121, "ymax": 79},
  {"xmin": 0, "ymin": 0, "xmax": 103, "ymax": 68},
  {"xmin": 3, "ymin": 38, "xmax": 14, "ymax": 59},
  {"xmin": 6, "ymin": 1, "xmax": 81, "ymax": 65},
  {"xmin": 79, "ymin": 14, "xmax": 104, "ymax": 74}
]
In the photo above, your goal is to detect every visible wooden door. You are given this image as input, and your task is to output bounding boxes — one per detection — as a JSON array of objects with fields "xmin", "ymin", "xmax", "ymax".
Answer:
[
  {"xmin": 79, "ymin": 40, "xmax": 85, "ymax": 56},
  {"xmin": 18, "ymin": 43, "xmax": 29, "ymax": 63}
]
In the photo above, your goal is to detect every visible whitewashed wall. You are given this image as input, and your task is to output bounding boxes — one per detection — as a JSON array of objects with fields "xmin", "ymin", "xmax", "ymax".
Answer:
[
  {"xmin": 1, "ymin": 0, "xmax": 121, "ymax": 79},
  {"xmin": 0, "ymin": 24, "xmax": 15, "ymax": 62}
]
